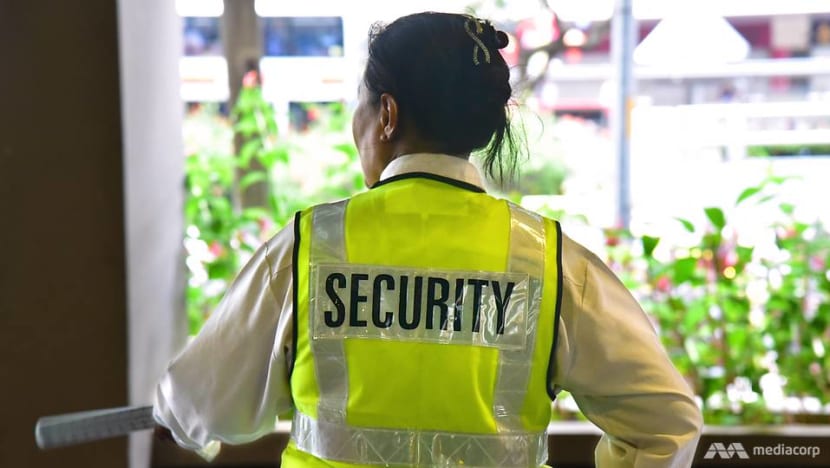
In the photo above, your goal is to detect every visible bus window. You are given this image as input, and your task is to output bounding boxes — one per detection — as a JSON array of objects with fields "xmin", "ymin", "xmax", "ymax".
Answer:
[
  {"xmin": 183, "ymin": 17, "xmax": 223, "ymax": 56},
  {"xmin": 263, "ymin": 17, "xmax": 344, "ymax": 57}
]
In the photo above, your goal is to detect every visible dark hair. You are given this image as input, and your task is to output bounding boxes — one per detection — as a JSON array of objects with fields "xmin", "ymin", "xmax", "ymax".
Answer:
[{"xmin": 362, "ymin": 12, "xmax": 523, "ymax": 184}]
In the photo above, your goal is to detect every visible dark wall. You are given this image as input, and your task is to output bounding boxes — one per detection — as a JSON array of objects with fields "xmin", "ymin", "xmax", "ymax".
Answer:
[{"xmin": 0, "ymin": 1, "xmax": 128, "ymax": 467}]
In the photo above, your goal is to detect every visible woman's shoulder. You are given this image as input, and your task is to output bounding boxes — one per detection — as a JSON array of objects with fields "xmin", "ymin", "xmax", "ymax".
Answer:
[
  {"xmin": 261, "ymin": 218, "xmax": 297, "ymax": 273},
  {"xmin": 559, "ymin": 231, "xmax": 610, "ymax": 291}
]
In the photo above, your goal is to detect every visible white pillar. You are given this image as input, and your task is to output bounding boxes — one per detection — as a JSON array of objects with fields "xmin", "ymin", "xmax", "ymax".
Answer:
[
  {"xmin": 116, "ymin": 1, "xmax": 187, "ymax": 466},
  {"xmin": 611, "ymin": 0, "xmax": 637, "ymax": 229}
]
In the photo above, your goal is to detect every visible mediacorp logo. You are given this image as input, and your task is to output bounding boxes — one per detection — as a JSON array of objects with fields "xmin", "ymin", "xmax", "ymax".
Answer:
[
  {"xmin": 703, "ymin": 442, "xmax": 822, "ymax": 460},
  {"xmin": 703, "ymin": 442, "xmax": 750, "ymax": 459}
]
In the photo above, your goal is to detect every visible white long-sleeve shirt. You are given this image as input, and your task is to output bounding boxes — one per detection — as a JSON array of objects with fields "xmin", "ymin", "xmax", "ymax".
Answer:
[{"xmin": 154, "ymin": 153, "xmax": 703, "ymax": 467}]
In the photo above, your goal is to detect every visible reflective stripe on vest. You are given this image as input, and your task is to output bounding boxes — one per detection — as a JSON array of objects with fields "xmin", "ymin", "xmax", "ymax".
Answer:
[
  {"xmin": 293, "ymin": 199, "xmax": 548, "ymax": 467},
  {"xmin": 309, "ymin": 201, "xmax": 349, "ymax": 424},
  {"xmin": 292, "ymin": 410, "xmax": 548, "ymax": 467},
  {"xmin": 494, "ymin": 205, "xmax": 545, "ymax": 431}
]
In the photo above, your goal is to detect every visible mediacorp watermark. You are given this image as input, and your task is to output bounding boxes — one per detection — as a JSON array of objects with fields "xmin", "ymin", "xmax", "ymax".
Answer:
[{"xmin": 703, "ymin": 442, "xmax": 822, "ymax": 460}]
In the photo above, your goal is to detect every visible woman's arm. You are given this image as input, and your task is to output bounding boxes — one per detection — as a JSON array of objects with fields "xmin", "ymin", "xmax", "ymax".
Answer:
[
  {"xmin": 152, "ymin": 221, "xmax": 296, "ymax": 458},
  {"xmin": 553, "ymin": 235, "xmax": 703, "ymax": 468}
]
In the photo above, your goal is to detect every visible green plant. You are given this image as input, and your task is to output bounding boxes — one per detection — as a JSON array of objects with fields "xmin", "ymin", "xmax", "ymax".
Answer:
[
  {"xmin": 759, "ymin": 197, "xmax": 830, "ymax": 420},
  {"xmin": 638, "ymin": 207, "xmax": 767, "ymax": 423},
  {"xmin": 747, "ymin": 144, "xmax": 830, "ymax": 158},
  {"xmin": 184, "ymin": 74, "xmax": 362, "ymax": 334},
  {"xmin": 613, "ymin": 173, "xmax": 830, "ymax": 424}
]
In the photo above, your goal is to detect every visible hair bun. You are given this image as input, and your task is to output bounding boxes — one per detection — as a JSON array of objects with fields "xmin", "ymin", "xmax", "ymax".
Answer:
[
  {"xmin": 494, "ymin": 30, "xmax": 509, "ymax": 49},
  {"xmin": 478, "ymin": 20, "xmax": 509, "ymax": 50}
]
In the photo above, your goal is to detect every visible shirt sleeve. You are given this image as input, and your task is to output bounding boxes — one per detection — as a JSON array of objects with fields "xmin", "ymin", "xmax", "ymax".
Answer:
[
  {"xmin": 552, "ymin": 234, "xmax": 703, "ymax": 468},
  {"xmin": 153, "ymin": 220, "xmax": 296, "ymax": 458}
]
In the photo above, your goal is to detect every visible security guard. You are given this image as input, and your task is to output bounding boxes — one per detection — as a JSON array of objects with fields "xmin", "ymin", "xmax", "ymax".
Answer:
[{"xmin": 154, "ymin": 12, "xmax": 702, "ymax": 468}]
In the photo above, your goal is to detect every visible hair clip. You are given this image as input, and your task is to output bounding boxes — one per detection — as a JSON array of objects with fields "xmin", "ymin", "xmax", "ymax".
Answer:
[{"xmin": 464, "ymin": 17, "xmax": 491, "ymax": 66}]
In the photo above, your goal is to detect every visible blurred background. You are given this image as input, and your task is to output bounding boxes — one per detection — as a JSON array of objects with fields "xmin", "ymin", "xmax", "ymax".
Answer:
[
  {"xmin": 2, "ymin": 0, "xmax": 829, "ymax": 467},
  {"xmin": 177, "ymin": 0, "xmax": 830, "ymax": 423}
]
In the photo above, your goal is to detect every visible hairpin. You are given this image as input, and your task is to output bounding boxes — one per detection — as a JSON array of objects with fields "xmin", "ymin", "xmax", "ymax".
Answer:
[{"xmin": 464, "ymin": 17, "xmax": 491, "ymax": 66}]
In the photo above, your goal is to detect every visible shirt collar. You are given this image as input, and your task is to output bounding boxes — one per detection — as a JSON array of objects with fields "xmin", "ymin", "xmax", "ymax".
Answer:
[{"xmin": 377, "ymin": 153, "xmax": 486, "ymax": 190}]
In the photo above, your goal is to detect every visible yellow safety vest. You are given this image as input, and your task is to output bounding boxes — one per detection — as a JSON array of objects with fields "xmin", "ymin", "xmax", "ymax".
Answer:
[{"xmin": 284, "ymin": 174, "xmax": 562, "ymax": 467}]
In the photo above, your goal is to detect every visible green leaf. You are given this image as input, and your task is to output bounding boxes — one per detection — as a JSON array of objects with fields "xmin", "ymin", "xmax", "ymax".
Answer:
[
  {"xmin": 736, "ymin": 186, "xmax": 762, "ymax": 205},
  {"xmin": 757, "ymin": 194, "xmax": 775, "ymax": 205},
  {"xmin": 723, "ymin": 297, "xmax": 749, "ymax": 321},
  {"xmin": 652, "ymin": 302, "xmax": 676, "ymax": 321},
  {"xmin": 208, "ymin": 196, "xmax": 233, "ymax": 220},
  {"xmin": 672, "ymin": 257, "xmax": 698, "ymax": 284},
  {"xmin": 675, "ymin": 217, "xmax": 695, "ymax": 233},
  {"xmin": 207, "ymin": 261, "xmax": 233, "ymax": 281},
  {"xmin": 353, "ymin": 173, "xmax": 366, "ymax": 191},
  {"xmin": 736, "ymin": 246, "xmax": 754, "ymax": 265},
  {"xmin": 766, "ymin": 296, "xmax": 792, "ymax": 313},
  {"xmin": 779, "ymin": 203, "xmax": 795, "ymax": 215},
  {"xmin": 241, "ymin": 207, "xmax": 270, "ymax": 221},
  {"xmin": 333, "ymin": 142, "xmax": 359, "ymax": 160},
  {"xmin": 704, "ymin": 207, "xmax": 726, "ymax": 230},
  {"xmin": 261, "ymin": 147, "xmax": 289, "ymax": 168},
  {"xmin": 703, "ymin": 233, "xmax": 722, "ymax": 252},
  {"xmin": 642, "ymin": 235, "xmax": 660, "ymax": 258},
  {"xmin": 668, "ymin": 297, "xmax": 687, "ymax": 313},
  {"xmin": 794, "ymin": 221, "xmax": 810, "ymax": 234},
  {"xmin": 727, "ymin": 328, "xmax": 749, "ymax": 358},
  {"xmin": 239, "ymin": 171, "xmax": 267, "ymax": 190},
  {"xmin": 238, "ymin": 140, "xmax": 261, "ymax": 168},
  {"xmin": 769, "ymin": 174, "xmax": 797, "ymax": 185},
  {"xmin": 682, "ymin": 302, "xmax": 706, "ymax": 330},
  {"xmin": 235, "ymin": 116, "xmax": 259, "ymax": 136}
]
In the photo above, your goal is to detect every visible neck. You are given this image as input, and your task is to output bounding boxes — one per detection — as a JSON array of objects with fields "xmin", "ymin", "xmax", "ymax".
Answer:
[{"xmin": 389, "ymin": 142, "xmax": 470, "ymax": 161}]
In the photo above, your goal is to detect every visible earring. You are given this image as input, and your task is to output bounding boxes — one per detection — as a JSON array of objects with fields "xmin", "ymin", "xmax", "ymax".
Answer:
[{"xmin": 379, "ymin": 134, "xmax": 389, "ymax": 142}]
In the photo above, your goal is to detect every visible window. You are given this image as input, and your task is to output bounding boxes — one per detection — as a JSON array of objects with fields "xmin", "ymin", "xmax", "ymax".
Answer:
[
  {"xmin": 183, "ymin": 17, "xmax": 223, "ymax": 56},
  {"xmin": 263, "ymin": 17, "xmax": 344, "ymax": 57}
]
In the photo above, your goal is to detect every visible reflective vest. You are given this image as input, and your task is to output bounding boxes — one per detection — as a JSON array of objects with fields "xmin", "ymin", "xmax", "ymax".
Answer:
[{"xmin": 286, "ymin": 174, "xmax": 562, "ymax": 468}]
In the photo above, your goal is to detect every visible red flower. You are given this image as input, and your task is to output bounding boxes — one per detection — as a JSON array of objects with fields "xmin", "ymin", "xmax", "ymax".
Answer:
[
  {"xmin": 604, "ymin": 228, "xmax": 621, "ymax": 247},
  {"xmin": 775, "ymin": 226, "xmax": 797, "ymax": 241},
  {"xmin": 258, "ymin": 218, "xmax": 275, "ymax": 240},
  {"xmin": 242, "ymin": 70, "xmax": 259, "ymax": 88},
  {"xmin": 208, "ymin": 241, "xmax": 225, "ymax": 258},
  {"xmin": 718, "ymin": 248, "xmax": 738, "ymax": 269},
  {"xmin": 808, "ymin": 256, "xmax": 826, "ymax": 273},
  {"xmin": 655, "ymin": 276, "xmax": 672, "ymax": 293}
]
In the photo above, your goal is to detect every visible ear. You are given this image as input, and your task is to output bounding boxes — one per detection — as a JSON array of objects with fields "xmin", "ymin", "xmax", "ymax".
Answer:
[{"xmin": 378, "ymin": 93, "xmax": 399, "ymax": 142}]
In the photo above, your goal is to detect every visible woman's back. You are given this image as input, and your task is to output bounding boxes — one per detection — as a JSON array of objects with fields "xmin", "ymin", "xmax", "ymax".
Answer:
[{"xmin": 289, "ymin": 162, "xmax": 561, "ymax": 466}]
